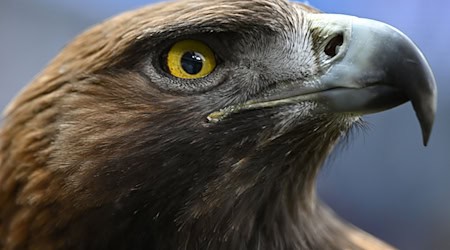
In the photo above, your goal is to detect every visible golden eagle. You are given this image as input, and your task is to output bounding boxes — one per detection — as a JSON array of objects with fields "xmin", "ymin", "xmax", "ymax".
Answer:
[{"xmin": 0, "ymin": 0, "xmax": 436, "ymax": 249}]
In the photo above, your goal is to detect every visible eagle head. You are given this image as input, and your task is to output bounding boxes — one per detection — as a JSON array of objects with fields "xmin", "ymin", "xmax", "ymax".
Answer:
[{"xmin": 0, "ymin": 0, "xmax": 436, "ymax": 249}]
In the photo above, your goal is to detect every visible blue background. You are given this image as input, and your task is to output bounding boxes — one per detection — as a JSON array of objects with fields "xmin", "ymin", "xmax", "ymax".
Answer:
[{"xmin": 1, "ymin": 1, "xmax": 449, "ymax": 249}]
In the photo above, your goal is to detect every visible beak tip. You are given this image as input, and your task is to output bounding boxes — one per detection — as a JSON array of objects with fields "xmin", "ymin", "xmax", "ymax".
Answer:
[
  {"xmin": 422, "ymin": 133, "xmax": 430, "ymax": 147},
  {"xmin": 418, "ymin": 109, "xmax": 435, "ymax": 147},
  {"xmin": 420, "ymin": 119, "xmax": 433, "ymax": 147}
]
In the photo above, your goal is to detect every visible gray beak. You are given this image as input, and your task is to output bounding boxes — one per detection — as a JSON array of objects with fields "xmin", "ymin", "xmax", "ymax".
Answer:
[
  {"xmin": 207, "ymin": 14, "xmax": 437, "ymax": 146},
  {"xmin": 308, "ymin": 14, "xmax": 437, "ymax": 145}
]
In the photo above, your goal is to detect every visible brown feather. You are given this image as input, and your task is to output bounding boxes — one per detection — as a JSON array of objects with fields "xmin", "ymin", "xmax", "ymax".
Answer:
[{"xmin": 1, "ymin": 0, "xmax": 396, "ymax": 249}]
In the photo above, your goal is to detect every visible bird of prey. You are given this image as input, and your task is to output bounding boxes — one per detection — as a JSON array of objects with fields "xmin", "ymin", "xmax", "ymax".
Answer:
[{"xmin": 0, "ymin": 0, "xmax": 436, "ymax": 249}]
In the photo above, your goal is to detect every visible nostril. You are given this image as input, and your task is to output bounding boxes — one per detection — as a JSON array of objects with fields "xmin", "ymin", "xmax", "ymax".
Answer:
[{"xmin": 324, "ymin": 33, "xmax": 344, "ymax": 58}]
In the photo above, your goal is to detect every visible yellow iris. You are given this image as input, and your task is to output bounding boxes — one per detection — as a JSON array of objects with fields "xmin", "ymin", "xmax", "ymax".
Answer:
[{"xmin": 166, "ymin": 40, "xmax": 216, "ymax": 79}]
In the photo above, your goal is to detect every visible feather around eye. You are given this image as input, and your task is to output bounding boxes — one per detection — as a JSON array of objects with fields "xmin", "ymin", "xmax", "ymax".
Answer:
[{"xmin": 166, "ymin": 40, "xmax": 216, "ymax": 79}]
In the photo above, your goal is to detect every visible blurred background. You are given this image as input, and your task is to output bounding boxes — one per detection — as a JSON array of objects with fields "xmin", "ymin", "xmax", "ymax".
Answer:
[{"xmin": 0, "ymin": 0, "xmax": 448, "ymax": 249}]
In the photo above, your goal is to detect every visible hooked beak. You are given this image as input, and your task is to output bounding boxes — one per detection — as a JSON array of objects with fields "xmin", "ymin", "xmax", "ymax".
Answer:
[
  {"xmin": 307, "ymin": 14, "xmax": 437, "ymax": 145},
  {"xmin": 208, "ymin": 14, "xmax": 437, "ymax": 146}
]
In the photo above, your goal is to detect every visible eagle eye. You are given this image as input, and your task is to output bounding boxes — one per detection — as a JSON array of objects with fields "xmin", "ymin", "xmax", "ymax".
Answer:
[{"xmin": 166, "ymin": 40, "xmax": 216, "ymax": 79}]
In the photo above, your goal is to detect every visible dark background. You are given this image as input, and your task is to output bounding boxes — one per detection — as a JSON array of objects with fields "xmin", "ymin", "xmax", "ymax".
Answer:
[{"xmin": 1, "ymin": 0, "xmax": 449, "ymax": 249}]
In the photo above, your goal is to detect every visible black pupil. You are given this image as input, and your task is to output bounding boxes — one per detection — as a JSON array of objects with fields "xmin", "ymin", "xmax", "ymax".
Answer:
[{"xmin": 181, "ymin": 51, "xmax": 204, "ymax": 75}]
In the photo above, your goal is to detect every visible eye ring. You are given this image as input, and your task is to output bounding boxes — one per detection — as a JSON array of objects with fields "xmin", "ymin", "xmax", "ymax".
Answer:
[{"xmin": 166, "ymin": 40, "xmax": 216, "ymax": 79}]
